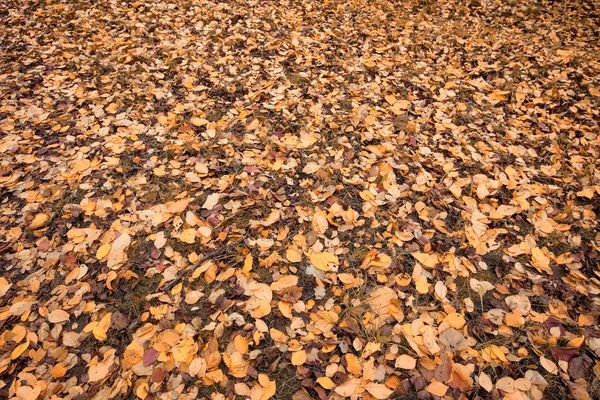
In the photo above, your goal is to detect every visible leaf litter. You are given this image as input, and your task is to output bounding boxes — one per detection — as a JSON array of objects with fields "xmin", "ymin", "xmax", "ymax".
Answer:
[{"xmin": 0, "ymin": 0, "xmax": 600, "ymax": 399}]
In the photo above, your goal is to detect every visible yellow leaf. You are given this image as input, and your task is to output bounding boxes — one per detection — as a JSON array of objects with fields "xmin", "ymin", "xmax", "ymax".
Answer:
[
  {"xmin": 96, "ymin": 243, "xmax": 111, "ymax": 260},
  {"xmin": 334, "ymin": 378, "xmax": 361, "ymax": 396},
  {"xmin": 308, "ymin": 252, "xmax": 339, "ymax": 271},
  {"xmin": 411, "ymin": 252, "xmax": 439, "ymax": 268},
  {"xmin": 0, "ymin": 277, "xmax": 11, "ymax": 297},
  {"xmin": 260, "ymin": 376, "xmax": 277, "ymax": 400},
  {"xmin": 234, "ymin": 335, "xmax": 249, "ymax": 354},
  {"xmin": 73, "ymin": 159, "xmax": 91, "ymax": 172},
  {"xmin": 385, "ymin": 94, "xmax": 398, "ymax": 105},
  {"xmin": 285, "ymin": 247, "xmax": 302, "ymax": 263},
  {"xmin": 415, "ymin": 277, "xmax": 429, "ymax": 294},
  {"xmin": 568, "ymin": 336, "xmax": 585, "ymax": 348},
  {"xmin": 577, "ymin": 186, "xmax": 596, "ymax": 199},
  {"xmin": 497, "ymin": 205, "xmax": 517, "ymax": 216},
  {"xmin": 269, "ymin": 328, "xmax": 287, "ymax": 343},
  {"xmin": 29, "ymin": 213, "xmax": 49, "ymax": 230},
  {"xmin": 531, "ymin": 247, "xmax": 551, "ymax": 273},
  {"xmin": 135, "ymin": 381, "xmax": 149, "ymax": 399},
  {"xmin": 317, "ymin": 376, "xmax": 336, "ymax": 389},
  {"xmin": 242, "ymin": 253, "xmax": 253, "ymax": 275},
  {"xmin": 124, "ymin": 341, "xmax": 144, "ymax": 365},
  {"xmin": 426, "ymin": 381, "xmax": 448, "ymax": 397},
  {"xmin": 225, "ymin": 351, "xmax": 249, "ymax": 378},
  {"xmin": 259, "ymin": 373, "xmax": 270, "ymax": 387},
  {"xmin": 11, "ymin": 341, "xmax": 29, "ymax": 360},
  {"xmin": 396, "ymin": 99, "xmax": 411, "ymax": 109},
  {"xmin": 179, "ymin": 228, "xmax": 196, "ymax": 244},
  {"xmin": 107, "ymin": 233, "xmax": 131, "ymax": 270},
  {"xmin": 443, "ymin": 313, "xmax": 466, "ymax": 329},
  {"xmin": 291, "ymin": 350, "xmax": 306, "ymax": 366},
  {"xmin": 105, "ymin": 102, "xmax": 118, "ymax": 113},
  {"xmin": 361, "ymin": 251, "xmax": 392, "ymax": 271},
  {"xmin": 362, "ymin": 342, "xmax": 381, "ymax": 358},
  {"xmin": 48, "ymin": 309, "xmax": 70, "ymax": 324},
  {"xmin": 538, "ymin": 220, "xmax": 554, "ymax": 233},
  {"xmin": 367, "ymin": 286, "xmax": 398, "ymax": 325},
  {"xmin": 93, "ymin": 313, "xmax": 112, "ymax": 341}
]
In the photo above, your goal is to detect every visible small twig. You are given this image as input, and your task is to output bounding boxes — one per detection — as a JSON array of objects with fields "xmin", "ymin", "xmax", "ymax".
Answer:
[{"xmin": 162, "ymin": 234, "xmax": 246, "ymax": 293}]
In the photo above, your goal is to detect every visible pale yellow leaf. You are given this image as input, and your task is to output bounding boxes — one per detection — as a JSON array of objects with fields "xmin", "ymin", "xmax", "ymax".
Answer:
[
  {"xmin": 478, "ymin": 372, "xmax": 493, "ymax": 392},
  {"xmin": 88, "ymin": 363, "xmax": 110, "ymax": 382},
  {"xmin": 540, "ymin": 356, "xmax": 558, "ymax": 375},
  {"xmin": 185, "ymin": 290, "xmax": 203, "ymax": 304},
  {"xmin": 202, "ymin": 193, "xmax": 220, "ymax": 209},
  {"xmin": 395, "ymin": 354, "xmax": 416, "ymax": 370},
  {"xmin": 48, "ymin": 309, "xmax": 70, "ymax": 324}
]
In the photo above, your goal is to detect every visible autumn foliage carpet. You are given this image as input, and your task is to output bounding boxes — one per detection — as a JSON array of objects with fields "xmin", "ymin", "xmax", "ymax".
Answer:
[{"xmin": 1, "ymin": 0, "xmax": 600, "ymax": 399}]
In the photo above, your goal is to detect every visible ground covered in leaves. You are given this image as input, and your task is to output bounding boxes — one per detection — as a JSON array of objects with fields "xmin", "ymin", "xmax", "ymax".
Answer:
[{"xmin": 1, "ymin": 0, "xmax": 600, "ymax": 399}]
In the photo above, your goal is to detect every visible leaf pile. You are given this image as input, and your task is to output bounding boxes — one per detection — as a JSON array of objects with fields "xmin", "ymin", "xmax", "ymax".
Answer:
[{"xmin": 1, "ymin": 0, "xmax": 600, "ymax": 399}]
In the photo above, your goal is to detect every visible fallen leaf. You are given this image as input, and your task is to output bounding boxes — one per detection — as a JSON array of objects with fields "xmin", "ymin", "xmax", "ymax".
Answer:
[
  {"xmin": 478, "ymin": 372, "xmax": 493, "ymax": 392},
  {"xmin": 29, "ymin": 213, "xmax": 49, "ymax": 230},
  {"xmin": 291, "ymin": 350, "xmax": 306, "ymax": 366},
  {"xmin": 317, "ymin": 376, "xmax": 336, "ymax": 389},
  {"xmin": 179, "ymin": 228, "xmax": 196, "ymax": 244},
  {"xmin": 364, "ymin": 382, "xmax": 393, "ymax": 399},
  {"xmin": 426, "ymin": 381, "xmax": 448, "ymax": 397},
  {"xmin": 48, "ymin": 309, "xmax": 70, "ymax": 324},
  {"xmin": 308, "ymin": 251, "xmax": 339, "ymax": 271},
  {"xmin": 202, "ymin": 193, "xmax": 220, "ymax": 209},
  {"xmin": 395, "ymin": 354, "xmax": 416, "ymax": 370}
]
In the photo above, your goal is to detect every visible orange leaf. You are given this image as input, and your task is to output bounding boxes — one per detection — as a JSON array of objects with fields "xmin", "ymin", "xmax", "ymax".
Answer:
[
  {"xmin": 51, "ymin": 363, "xmax": 67, "ymax": 378},
  {"xmin": 291, "ymin": 350, "xmax": 307, "ymax": 366},
  {"xmin": 395, "ymin": 354, "xmax": 416, "ymax": 370},
  {"xmin": 11, "ymin": 342, "xmax": 29, "ymax": 360},
  {"xmin": 426, "ymin": 382, "xmax": 448, "ymax": 397},
  {"xmin": 316, "ymin": 376, "xmax": 335, "ymax": 389}
]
